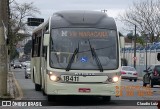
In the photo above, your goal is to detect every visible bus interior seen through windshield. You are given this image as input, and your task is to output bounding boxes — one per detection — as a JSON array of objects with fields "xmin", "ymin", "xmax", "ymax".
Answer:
[{"xmin": 50, "ymin": 28, "xmax": 118, "ymax": 70}]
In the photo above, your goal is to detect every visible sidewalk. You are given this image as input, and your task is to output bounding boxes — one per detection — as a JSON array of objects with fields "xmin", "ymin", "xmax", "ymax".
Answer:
[
  {"xmin": 0, "ymin": 71, "xmax": 20, "ymax": 100},
  {"xmin": 7, "ymin": 72, "xmax": 17, "ymax": 99},
  {"xmin": 0, "ymin": 71, "xmax": 15, "ymax": 100}
]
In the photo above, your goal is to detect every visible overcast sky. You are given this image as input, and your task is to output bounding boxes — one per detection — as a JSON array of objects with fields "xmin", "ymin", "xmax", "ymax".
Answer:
[{"xmin": 15, "ymin": 0, "xmax": 139, "ymax": 34}]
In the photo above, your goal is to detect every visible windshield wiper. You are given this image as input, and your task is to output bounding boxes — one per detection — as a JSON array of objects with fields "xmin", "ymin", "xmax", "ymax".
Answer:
[
  {"xmin": 88, "ymin": 39, "xmax": 103, "ymax": 72},
  {"xmin": 66, "ymin": 42, "xmax": 79, "ymax": 71}
]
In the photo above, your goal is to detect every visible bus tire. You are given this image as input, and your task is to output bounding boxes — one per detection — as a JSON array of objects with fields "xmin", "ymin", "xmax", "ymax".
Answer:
[
  {"xmin": 42, "ymin": 89, "xmax": 46, "ymax": 96},
  {"xmin": 47, "ymin": 95, "xmax": 56, "ymax": 102},
  {"xmin": 102, "ymin": 96, "xmax": 111, "ymax": 102},
  {"xmin": 33, "ymin": 70, "xmax": 35, "ymax": 83},
  {"xmin": 42, "ymin": 83, "xmax": 46, "ymax": 96},
  {"xmin": 35, "ymin": 84, "xmax": 41, "ymax": 91},
  {"xmin": 134, "ymin": 79, "xmax": 137, "ymax": 82}
]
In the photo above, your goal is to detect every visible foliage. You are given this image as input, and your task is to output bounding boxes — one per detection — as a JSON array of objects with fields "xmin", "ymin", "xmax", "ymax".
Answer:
[
  {"xmin": 8, "ymin": 1, "xmax": 40, "ymax": 58},
  {"xmin": 10, "ymin": 1, "xmax": 40, "ymax": 34},
  {"xmin": 24, "ymin": 40, "xmax": 32, "ymax": 55},
  {"xmin": 127, "ymin": 33, "xmax": 133, "ymax": 40},
  {"xmin": 119, "ymin": 0, "xmax": 160, "ymax": 43},
  {"xmin": 136, "ymin": 37, "xmax": 145, "ymax": 46},
  {"xmin": 10, "ymin": 47, "xmax": 19, "ymax": 60}
]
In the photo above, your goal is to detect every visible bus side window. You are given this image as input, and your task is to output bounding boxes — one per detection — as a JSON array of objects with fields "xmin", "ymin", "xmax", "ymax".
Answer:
[
  {"xmin": 43, "ymin": 46, "xmax": 47, "ymax": 60},
  {"xmin": 42, "ymin": 24, "xmax": 49, "ymax": 59},
  {"xmin": 157, "ymin": 53, "xmax": 160, "ymax": 61}
]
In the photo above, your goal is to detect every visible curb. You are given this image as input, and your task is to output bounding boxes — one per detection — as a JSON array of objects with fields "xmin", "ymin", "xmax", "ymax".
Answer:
[
  {"xmin": 11, "ymin": 72, "xmax": 23, "ymax": 100},
  {"xmin": 7, "ymin": 72, "xmax": 15, "ymax": 99}
]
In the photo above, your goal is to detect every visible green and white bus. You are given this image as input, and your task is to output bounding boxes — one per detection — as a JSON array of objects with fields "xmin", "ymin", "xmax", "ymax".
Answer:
[{"xmin": 31, "ymin": 10, "xmax": 124, "ymax": 101}]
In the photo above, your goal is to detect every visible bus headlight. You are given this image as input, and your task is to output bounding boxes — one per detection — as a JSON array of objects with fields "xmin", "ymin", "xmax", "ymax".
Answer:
[
  {"xmin": 48, "ymin": 71, "xmax": 60, "ymax": 81},
  {"xmin": 49, "ymin": 75, "xmax": 59, "ymax": 81},
  {"xmin": 112, "ymin": 76, "xmax": 119, "ymax": 82},
  {"xmin": 50, "ymin": 75, "xmax": 57, "ymax": 81}
]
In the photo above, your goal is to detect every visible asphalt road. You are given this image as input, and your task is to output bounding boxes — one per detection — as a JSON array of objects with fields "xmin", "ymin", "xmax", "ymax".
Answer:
[{"xmin": 4, "ymin": 68, "xmax": 159, "ymax": 109}]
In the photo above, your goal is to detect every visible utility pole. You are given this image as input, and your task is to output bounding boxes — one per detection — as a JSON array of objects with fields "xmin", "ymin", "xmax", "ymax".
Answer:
[
  {"xmin": 0, "ymin": 0, "xmax": 9, "ymax": 97},
  {"xmin": 146, "ymin": 39, "xmax": 148, "ymax": 70},
  {"xmin": 145, "ymin": 34, "xmax": 149, "ymax": 70},
  {"xmin": 134, "ymin": 25, "xmax": 137, "ymax": 69}
]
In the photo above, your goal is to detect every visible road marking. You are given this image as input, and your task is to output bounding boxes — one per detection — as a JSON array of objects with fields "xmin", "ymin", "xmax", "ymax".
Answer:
[{"xmin": 12, "ymin": 72, "xmax": 23, "ymax": 100}]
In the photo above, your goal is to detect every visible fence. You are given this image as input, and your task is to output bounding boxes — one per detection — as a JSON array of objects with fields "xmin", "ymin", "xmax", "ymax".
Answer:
[{"xmin": 121, "ymin": 50, "xmax": 160, "ymax": 77}]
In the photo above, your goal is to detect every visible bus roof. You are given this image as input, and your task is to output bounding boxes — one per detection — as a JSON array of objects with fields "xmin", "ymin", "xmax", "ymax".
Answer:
[
  {"xmin": 32, "ymin": 10, "xmax": 117, "ymax": 34},
  {"xmin": 51, "ymin": 10, "xmax": 117, "ymax": 29}
]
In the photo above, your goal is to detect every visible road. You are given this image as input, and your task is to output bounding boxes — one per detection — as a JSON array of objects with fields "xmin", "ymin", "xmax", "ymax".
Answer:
[{"xmin": 3, "ymin": 68, "xmax": 159, "ymax": 109}]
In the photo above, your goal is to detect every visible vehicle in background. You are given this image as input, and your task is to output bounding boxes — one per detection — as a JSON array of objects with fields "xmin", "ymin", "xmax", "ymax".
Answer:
[
  {"xmin": 13, "ymin": 62, "xmax": 22, "ymax": 69},
  {"xmin": 10, "ymin": 61, "xmax": 14, "ymax": 67},
  {"xmin": 22, "ymin": 61, "xmax": 31, "ymax": 68},
  {"xmin": 21, "ymin": 61, "xmax": 26, "ymax": 67},
  {"xmin": 25, "ymin": 61, "xmax": 31, "ymax": 67},
  {"xmin": 121, "ymin": 66, "xmax": 138, "ymax": 82},
  {"xmin": 24, "ymin": 65, "xmax": 31, "ymax": 79},
  {"xmin": 143, "ymin": 64, "xmax": 160, "ymax": 87}
]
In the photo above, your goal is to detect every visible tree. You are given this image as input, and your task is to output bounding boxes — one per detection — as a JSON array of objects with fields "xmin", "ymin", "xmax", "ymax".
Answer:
[
  {"xmin": 24, "ymin": 40, "xmax": 32, "ymax": 55},
  {"xmin": 8, "ymin": 1, "xmax": 40, "ymax": 59},
  {"xmin": 119, "ymin": 0, "xmax": 160, "ymax": 43},
  {"xmin": 0, "ymin": 0, "xmax": 9, "ymax": 97},
  {"xmin": 10, "ymin": 47, "xmax": 19, "ymax": 60},
  {"xmin": 127, "ymin": 32, "xmax": 133, "ymax": 40},
  {"xmin": 10, "ymin": 1, "xmax": 40, "ymax": 34},
  {"xmin": 136, "ymin": 37, "xmax": 145, "ymax": 46}
]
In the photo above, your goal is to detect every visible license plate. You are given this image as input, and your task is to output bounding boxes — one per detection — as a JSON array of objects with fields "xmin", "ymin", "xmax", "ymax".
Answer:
[
  {"xmin": 79, "ymin": 88, "xmax": 91, "ymax": 93},
  {"xmin": 62, "ymin": 75, "xmax": 79, "ymax": 82},
  {"xmin": 128, "ymin": 73, "xmax": 132, "ymax": 74}
]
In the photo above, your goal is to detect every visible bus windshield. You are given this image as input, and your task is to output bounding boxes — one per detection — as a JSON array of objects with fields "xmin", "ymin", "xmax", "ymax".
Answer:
[{"xmin": 50, "ymin": 28, "xmax": 118, "ymax": 70}]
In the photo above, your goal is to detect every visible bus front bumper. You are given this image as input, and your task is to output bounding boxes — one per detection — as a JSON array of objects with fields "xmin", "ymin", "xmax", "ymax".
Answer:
[{"xmin": 46, "ymin": 82, "xmax": 120, "ymax": 96}]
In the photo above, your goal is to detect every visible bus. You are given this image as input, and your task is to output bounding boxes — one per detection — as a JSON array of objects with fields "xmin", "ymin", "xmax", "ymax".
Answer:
[{"xmin": 31, "ymin": 10, "xmax": 124, "ymax": 101}]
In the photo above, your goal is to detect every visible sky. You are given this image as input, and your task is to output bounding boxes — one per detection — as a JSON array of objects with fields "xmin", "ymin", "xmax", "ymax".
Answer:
[{"xmin": 15, "ymin": 0, "xmax": 139, "ymax": 34}]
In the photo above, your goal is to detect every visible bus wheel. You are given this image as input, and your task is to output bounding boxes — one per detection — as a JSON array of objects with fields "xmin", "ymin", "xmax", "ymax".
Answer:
[
  {"xmin": 35, "ymin": 84, "xmax": 41, "ymax": 91},
  {"xmin": 42, "ymin": 89, "xmax": 46, "ymax": 96},
  {"xmin": 48, "ymin": 95, "xmax": 56, "ymax": 102},
  {"xmin": 134, "ymin": 79, "xmax": 137, "ymax": 82},
  {"xmin": 102, "ymin": 96, "xmax": 111, "ymax": 102}
]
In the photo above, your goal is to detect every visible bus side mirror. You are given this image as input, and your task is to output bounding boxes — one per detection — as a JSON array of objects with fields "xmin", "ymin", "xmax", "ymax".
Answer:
[
  {"xmin": 43, "ymin": 34, "xmax": 50, "ymax": 46},
  {"xmin": 157, "ymin": 53, "xmax": 160, "ymax": 61},
  {"xmin": 120, "ymin": 36, "xmax": 125, "ymax": 48}
]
